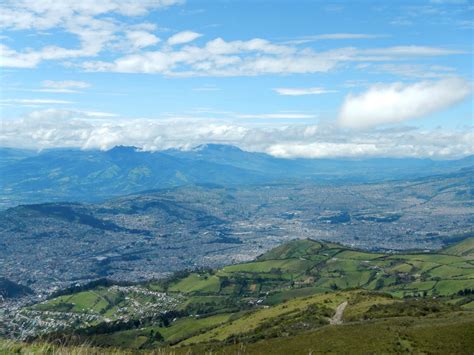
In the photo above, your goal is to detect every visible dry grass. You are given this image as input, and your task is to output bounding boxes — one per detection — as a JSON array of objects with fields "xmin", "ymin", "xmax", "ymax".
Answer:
[{"xmin": 0, "ymin": 339, "xmax": 179, "ymax": 355}]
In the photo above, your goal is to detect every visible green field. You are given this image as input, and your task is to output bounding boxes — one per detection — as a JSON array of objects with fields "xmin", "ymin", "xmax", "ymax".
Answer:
[{"xmin": 168, "ymin": 274, "xmax": 221, "ymax": 293}]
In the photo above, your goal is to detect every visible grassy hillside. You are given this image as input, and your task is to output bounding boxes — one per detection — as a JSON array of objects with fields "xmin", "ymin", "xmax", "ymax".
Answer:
[
  {"xmin": 200, "ymin": 312, "xmax": 474, "ymax": 355},
  {"xmin": 443, "ymin": 237, "xmax": 474, "ymax": 259},
  {"xmin": 3, "ymin": 238, "xmax": 473, "ymax": 353},
  {"xmin": 3, "ymin": 300, "xmax": 473, "ymax": 354}
]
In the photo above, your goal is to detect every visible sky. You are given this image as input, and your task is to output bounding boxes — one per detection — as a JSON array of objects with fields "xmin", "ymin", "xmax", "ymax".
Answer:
[{"xmin": 0, "ymin": 0, "xmax": 473, "ymax": 159}]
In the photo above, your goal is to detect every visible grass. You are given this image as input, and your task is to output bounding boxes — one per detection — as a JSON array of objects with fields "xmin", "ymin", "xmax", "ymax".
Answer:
[
  {"xmin": 221, "ymin": 259, "xmax": 314, "ymax": 274},
  {"xmin": 34, "ymin": 288, "xmax": 114, "ymax": 314},
  {"xmin": 429, "ymin": 264, "xmax": 474, "ymax": 278},
  {"xmin": 88, "ymin": 314, "xmax": 233, "ymax": 348},
  {"xmin": 203, "ymin": 312, "xmax": 474, "ymax": 355},
  {"xmin": 0, "ymin": 339, "xmax": 136, "ymax": 354},
  {"xmin": 264, "ymin": 286, "xmax": 330, "ymax": 305},
  {"xmin": 335, "ymin": 250, "xmax": 385, "ymax": 260},
  {"xmin": 257, "ymin": 239, "xmax": 323, "ymax": 260},
  {"xmin": 443, "ymin": 237, "xmax": 474, "ymax": 258},
  {"xmin": 4, "ymin": 310, "xmax": 474, "ymax": 354},
  {"xmin": 168, "ymin": 274, "xmax": 220, "ymax": 294},
  {"xmin": 435, "ymin": 279, "xmax": 474, "ymax": 295}
]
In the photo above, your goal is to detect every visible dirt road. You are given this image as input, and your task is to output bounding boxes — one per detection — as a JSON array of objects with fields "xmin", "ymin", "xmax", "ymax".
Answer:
[{"xmin": 330, "ymin": 301, "xmax": 348, "ymax": 325}]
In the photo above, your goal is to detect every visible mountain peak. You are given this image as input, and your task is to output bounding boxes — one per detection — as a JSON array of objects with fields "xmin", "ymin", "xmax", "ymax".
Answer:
[{"xmin": 193, "ymin": 144, "xmax": 243, "ymax": 153}]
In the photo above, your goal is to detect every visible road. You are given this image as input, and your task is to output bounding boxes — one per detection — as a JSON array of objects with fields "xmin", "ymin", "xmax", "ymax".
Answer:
[{"xmin": 330, "ymin": 301, "xmax": 348, "ymax": 325}]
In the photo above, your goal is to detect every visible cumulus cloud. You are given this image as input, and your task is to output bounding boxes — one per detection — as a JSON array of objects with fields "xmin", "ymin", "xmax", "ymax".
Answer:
[
  {"xmin": 338, "ymin": 77, "xmax": 471, "ymax": 129},
  {"xmin": 0, "ymin": 1, "xmax": 183, "ymax": 31},
  {"xmin": 1, "ymin": 109, "xmax": 472, "ymax": 159},
  {"xmin": 0, "ymin": 44, "xmax": 41, "ymax": 68},
  {"xmin": 273, "ymin": 87, "xmax": 336, "ymax": 96},
  {"xmin": 167, "ymin": 31, "xmax": 202, "ymax": 45}
]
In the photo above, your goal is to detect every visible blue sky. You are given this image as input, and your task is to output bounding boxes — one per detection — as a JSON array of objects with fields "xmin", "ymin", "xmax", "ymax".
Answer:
[{"xmin": 0, "ymin": 0, "xmax": 473, "ymax": 158}]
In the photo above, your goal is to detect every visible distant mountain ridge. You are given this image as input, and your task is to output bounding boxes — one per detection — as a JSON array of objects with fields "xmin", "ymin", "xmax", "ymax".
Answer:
[{"xmin": 0, "ymin": 144, "xmax": 472, "ymax": 207}]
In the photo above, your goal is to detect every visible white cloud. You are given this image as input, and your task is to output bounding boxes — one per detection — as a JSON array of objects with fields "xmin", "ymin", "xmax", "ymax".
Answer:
[
  {"xmin": 77, "ymin": 110, "xmax": 118, "ymax": 118},
  {"xmin": 273, "ymin": 87, "xmax": 336, "ymax": 96},
  {"xmin": 0, "ymin": 1, "xmax": 183, "ymax": 31},
  {"xmin": 315, "ymin": 33, "xmax": 380, "ymax": 40},
  {"xmin": 42, "ymin": 80, "xmax": 90, "ymax": 89},
  {"xmin": 430, "ymin": 0, "xmax": 467, "ymax": 4},
  {"xmin": 0, "ymin": 44, "xmax": 41, "ymax": 68},
  {"xmin": 287, "ymin": 33, "xmax": 383, "ymax": 44},
  {"xmin": 266, "ymin": 142, "xmax": 380, "ymax": 158},
  {"xmin": 1, "ymin": 98, "xmax": 73, "ymax": 105},
  {"xmin": 192, "ymin": 85, "xmax": 220, "ymax": 91},
  {"xmin": 338, "ymin": 78, "xmax": 471, "ymax": 129},
  {"xmin": 236, "ymin": 113, "xmax": 317, "ymax": 119},
  {"xmin": 125, "ymin": 30, "xmax": 160, "ymax": 49},
  {"xmin": 369, "ymin": 63, "xmax": 456, "ymax": 79},
  {"xmin": 167, "ymin": 31, "xmax": 202, "ymax": 45},
  {"xmin": 36, "ymin": 80, "xmax": 90, "ymax": 93},
  {"xmin": 82, "ymin": 37, "xmax": 335, "ymax": 75},
  {"xmin": 2, "ymin": 109, "xmax": 472, "ymax": 159},
  {"xmin": 362, "ymin": 46, "xmax": 463, "ymax": 56}
]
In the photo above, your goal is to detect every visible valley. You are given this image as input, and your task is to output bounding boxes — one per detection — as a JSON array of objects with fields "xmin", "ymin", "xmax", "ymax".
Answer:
[
  {"xmin": 1, "ymin": 146, "xmax": 473, "ymax": 353},
  {"xmin": 1, "ymin": 166, "xmax": 472, "ymax": 299}
]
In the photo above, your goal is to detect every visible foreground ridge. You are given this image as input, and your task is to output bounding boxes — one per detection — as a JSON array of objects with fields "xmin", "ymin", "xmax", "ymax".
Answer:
[{"xmin": 2, "ymin": 237, "xmax": 473, "ymax": 354}]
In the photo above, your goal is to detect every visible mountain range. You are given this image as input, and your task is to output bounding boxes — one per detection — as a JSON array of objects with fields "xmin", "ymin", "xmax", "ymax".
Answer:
[{"xmin": 1, "ymin": 144, "xmax": 472, "ymax": 207}]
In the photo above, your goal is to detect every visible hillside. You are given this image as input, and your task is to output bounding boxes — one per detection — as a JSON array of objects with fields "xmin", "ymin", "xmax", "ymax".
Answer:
[
  {"xmin": 3, "ymin": 303, "xmax": 473, "ymax": 354},
  {"xmin": 0, "ymin": 278, "xmax": 33, "ymax": 299},
  {"xmin": 443, "ymin": 238, "xmax": 474, "ymax": 259},
  {"xmin": 3, "ymin": 238, "xmax": 473, "ymax": 353}
]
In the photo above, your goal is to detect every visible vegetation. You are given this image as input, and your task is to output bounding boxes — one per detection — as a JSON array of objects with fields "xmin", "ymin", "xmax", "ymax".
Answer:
[{"xmin": 3, "ymin": 237, "xmax": 473, "ymax": 353}]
